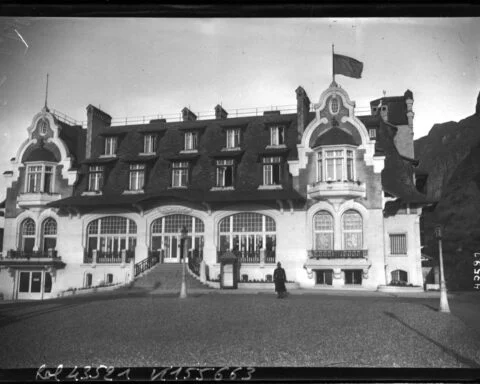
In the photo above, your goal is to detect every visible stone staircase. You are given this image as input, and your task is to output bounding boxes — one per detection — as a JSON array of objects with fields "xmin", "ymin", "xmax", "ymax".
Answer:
[{"xmin": 133, "ymin": 263, "xmax": 212, "ymax": 291}]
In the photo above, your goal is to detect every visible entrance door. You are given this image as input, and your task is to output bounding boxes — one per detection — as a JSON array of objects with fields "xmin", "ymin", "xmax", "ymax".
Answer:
[{"xmin": 163, "ymin": 235, "xmax": 180, "ymax": 263}]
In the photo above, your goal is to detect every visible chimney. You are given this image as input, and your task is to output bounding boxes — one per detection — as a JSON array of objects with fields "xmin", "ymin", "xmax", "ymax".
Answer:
[
  {"xmin": 404, "ymin": 89, "xmax": 414, "ymax": 130},
  {"xmin": 86, "ymin": 105, "xmax": 112, "ymax": 159},
  {"xmin": 215, "ymin": 104, "xmax": 228, "ymax": 120},
  {"xmin": 296, "ymin": 86, "xmax": 310, "ymax": 141},
  {"xmin": 182, "ymin": 107, "xmax": 197, "ymax": 122}
]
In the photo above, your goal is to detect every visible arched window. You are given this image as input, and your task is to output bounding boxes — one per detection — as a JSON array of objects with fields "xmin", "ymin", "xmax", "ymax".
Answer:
[
  {"xmin": 391, "ymin": 269, "xmax": 408, "ymax": 284},
  {"xmin": 151, "ymin": 215, "xmax": 204, "ymax": 262},
  {"xmin": 218, "ymin": 213, "xmax": 276, "ymax": 263},
  {"xmin": 42, "ymin": 218, "xmax": 57, "ymax": 253},
  {"xmin": 313, "ymin": 211, "xmax": 334, "ymax": 250},
  {"xmin": 20, "ymin": 218, "xmax": 36, "ymax": 253},
  {"xmin": 342, "ymin": 210, "xmax": 363, "ymax": 249},
  {"xmin": 86, "ymin": 217, "xmax": 137, "ymax": 262}
]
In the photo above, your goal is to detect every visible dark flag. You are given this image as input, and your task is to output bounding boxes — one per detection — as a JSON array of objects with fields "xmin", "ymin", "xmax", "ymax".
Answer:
[{"xmin": 333, "ymin": 53, "xmax": 363, "ymax": 79}]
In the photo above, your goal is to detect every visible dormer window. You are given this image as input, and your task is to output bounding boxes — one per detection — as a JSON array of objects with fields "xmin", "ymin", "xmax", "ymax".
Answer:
[
  {"xmin": 184, "ymin": 131, "xmax": 198, "ymax": 151},
  {"xmin": 143, "ymin": 134, "xmax": 156, "ymax": 154},
  {"xmin": 317, "ymin": 148, "xmax": 355, "ymax": 182},
  {"xmin": 88, "ymin": 165, "xmax": 104, "ymax": 192},
  {"xmin": 171, "ymin": 161, "xmax": 189, "ymax": 188},
  {"xmin": 216, "ymin": 159, "xmax": 234, "ymax": 188},
  {"xmin": 129, "ymin": 164, "xmax": 145, "ymax": 191},
  {"xmin": 25, "ymin": 164, "xmax": 55, "ymax": 193},
  {"xmin": 262, "ymin": 156, "xmax": 282, "ymax": 186},
  {"xmin": 270, "ymin": 126, "xmax": 285, "ymax": 146},
  {"xmin": 104, "ymin": 137, "xmax": 117, "ymax": 156},
  {"xmin": 226, "ymin": 128, "xmax": 241, "ymax": 149}
]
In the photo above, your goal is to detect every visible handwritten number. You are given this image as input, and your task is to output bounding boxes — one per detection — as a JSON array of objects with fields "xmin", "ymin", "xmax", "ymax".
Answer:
[
  {"xmin": 117, "ymin": 368, "xmax": 131, "ymax": 380},
  {"xmin": 242, "ymin": 367, "xmax": 255, "ymax": 381},
  {"xmin": 185, "ymin": 368, "xmax": 196, "ymax": 380},
  {"xmin": 170, "ymin": 367, "xmax": 183, "ymax": 379},
  {"xmin": 474, "ymin": 275, "xmax": 480, "ymax": 281},
  {"xmin": 90, "ymin": 365, "xmax": 106, "ymax": 381},
  {"xmin": 198, "ymin": 368, "xmax": 214, "ymax": 381},
  {"xmin": 474, "ymin": 260, "xmax": 480, "ymax": 266},
  {"xmin": 474, "ymin": 268, "xmax": 480, "ymax": 274},
  {"xmin": 104, "ymin": 366, "xmax": 115, "ymax": 381},
  {"xmin": 67, "ymin": 366, "xmax": 80, "ymax": 381},
  {"xmin": 214, "ymin": 367, "xmax": 229, "ymax": 381},
  {"xmin": 474, "ymin": 284, "xmax": 480, "ymax": 289},
  {"xmin": 230, "ymin": 367, "xmax": 242, "ymax": 380}
]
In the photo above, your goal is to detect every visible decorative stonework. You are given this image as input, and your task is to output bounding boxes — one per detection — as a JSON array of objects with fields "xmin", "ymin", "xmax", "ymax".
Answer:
[{"xmin": 7, "ymin": 110, "xmax": 78, "ymax": 188}]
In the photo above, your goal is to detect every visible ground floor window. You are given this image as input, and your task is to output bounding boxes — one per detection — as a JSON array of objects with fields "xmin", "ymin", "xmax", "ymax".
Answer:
[
  {"xmin": 391, "ymin": 269, "xmax": 408, "ymax": 283},
  {"xmin": 18, "ymin": 271, "xmax": 51, "ymax": 293},
  {"xmin": 218, "ymin": 213, "xmax": 276, "ymax": 263},
  {"xmin": 106, "ymin": 273, "xmax": 113, "ymax": 284},
  {"xmin": 344, "ymin": 269, "xmax": 362, "ymax": 285},
  {"xmin": 86, "ymin": 217, "xmax": 137, "ymax": 262},
  {"xmin": 316, "ymin": 269, "xmax": 333, "ymax": 285}
]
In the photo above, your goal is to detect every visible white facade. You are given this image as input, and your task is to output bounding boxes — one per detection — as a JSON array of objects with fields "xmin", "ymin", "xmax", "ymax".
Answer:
[{"xmin": 0, "ymin": 83, "xmax": 425, "ymax": 300}]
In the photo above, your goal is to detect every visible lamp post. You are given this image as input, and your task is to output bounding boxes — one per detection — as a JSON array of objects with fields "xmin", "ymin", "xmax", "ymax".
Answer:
[
  {"xmin": 435, "ymin": 225, "xmax": 450, "ymax": 313},
  {"xmin": 179, "ymin": 225, "xmax": 188, "ymax": 299}
]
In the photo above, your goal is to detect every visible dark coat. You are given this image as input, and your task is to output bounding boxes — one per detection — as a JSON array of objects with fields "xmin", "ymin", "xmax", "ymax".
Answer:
[{"xmin": 273, "ymin": 267, "xmax": 287, "ymax": 293}]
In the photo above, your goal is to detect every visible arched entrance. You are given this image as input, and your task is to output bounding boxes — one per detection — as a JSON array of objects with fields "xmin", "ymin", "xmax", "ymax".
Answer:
[{"xmin": 150, "ymin": 215, "xmax": 204, "ymax": 263}]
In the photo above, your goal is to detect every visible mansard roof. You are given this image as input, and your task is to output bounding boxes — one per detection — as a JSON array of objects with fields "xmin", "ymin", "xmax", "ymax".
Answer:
[{"xmin": 53, "ymin": 117, "xmax": 86, "ymax": 168}]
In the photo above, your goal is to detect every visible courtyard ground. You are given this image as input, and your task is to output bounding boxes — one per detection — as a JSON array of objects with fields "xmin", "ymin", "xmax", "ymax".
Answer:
[{"xmin": 0, "ymin": 288, "xmax": 479, "ymax": 371}]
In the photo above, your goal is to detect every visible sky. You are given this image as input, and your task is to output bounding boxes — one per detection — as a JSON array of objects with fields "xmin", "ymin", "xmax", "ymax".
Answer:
[{"xmin": 0, "ymin": 17, "xmax": 479, "ymax": 200}]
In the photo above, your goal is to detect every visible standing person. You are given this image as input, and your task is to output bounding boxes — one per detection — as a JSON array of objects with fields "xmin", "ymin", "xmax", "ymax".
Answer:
[{"xmin": 273, "ymin": 262, "xmax": 287, "ymax": 298}]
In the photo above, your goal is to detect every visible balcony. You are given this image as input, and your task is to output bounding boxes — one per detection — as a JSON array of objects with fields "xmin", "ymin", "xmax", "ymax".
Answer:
[
  {"xmin": 83, "ymin": 250, "xmax": 135, "ymax": 264},
  {"xmin": 305, "ymin": 249, "xmax": 370, "ymax": 270},
  {"xmin": 307, "ymin": 180, "xmax": 366, "ymax": 200},
  {"xmin": 0, "ymin": 250, "xmax": 66, "ymax": 268},
  {"xmin": 308, "ymin": 250, "xmax": 368, "ymax": 259},
  {"xmin": 216, "ymin": 250, "xmax": 276, "ymax": 264},
  {"xmin": 17, "ymin": 192, "xmax": 62, "ymax": 208}
]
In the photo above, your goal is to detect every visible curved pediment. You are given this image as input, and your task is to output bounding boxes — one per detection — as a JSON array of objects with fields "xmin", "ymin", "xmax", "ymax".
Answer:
[{"xmin": 301, "ymin": 82, "xmax": 371, "ymax": 150}]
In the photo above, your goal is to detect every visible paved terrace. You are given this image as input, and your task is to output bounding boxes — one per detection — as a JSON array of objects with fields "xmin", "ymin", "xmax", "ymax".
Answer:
[{"xmin": 0, "ymin": 287, "xmax": 479, "ymax": 369}]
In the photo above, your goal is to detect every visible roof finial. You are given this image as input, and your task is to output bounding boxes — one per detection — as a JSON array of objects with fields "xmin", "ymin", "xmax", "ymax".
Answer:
[{"xmin": 43, "ymin": 73, "xmax": 49, "ymax": 111}]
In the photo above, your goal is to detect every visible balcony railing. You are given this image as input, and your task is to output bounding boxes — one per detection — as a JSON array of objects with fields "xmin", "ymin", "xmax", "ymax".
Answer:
[
  {"xmin": 307, "ymin": 180, "xmax": 366, "ymax": 200},
  {"xmin": 265, "ymin": 250, "xmax": 276, "ymax": 264},
  {"xmin": 216, "ymin": 250, "xmax": 276, "ymax": 264},
  {"xmin": 83, "ymin": 250, "xmax": 135, "ymax": 264},
  {"xmin": 17, "ymin": 192, "xmax": 62, "ymax": 208},
  {"xmin": 5, "ymin": 250, "xmax": 59, "ymax": 259},
  {"xmin": 308, "ymin": 250, "xmax": 368, "ymax": 259}
]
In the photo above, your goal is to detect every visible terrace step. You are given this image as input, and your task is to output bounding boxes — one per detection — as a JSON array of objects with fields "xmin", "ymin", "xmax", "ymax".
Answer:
[{"xmin": 133, "ymin": 262, "xmax": 212, "ymax": 290}]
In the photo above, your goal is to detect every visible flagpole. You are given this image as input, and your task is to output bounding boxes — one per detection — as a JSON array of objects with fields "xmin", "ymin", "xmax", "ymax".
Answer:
[{"xmin": 332, "ymin": 44, "xmax": 335, "ymax": 83}]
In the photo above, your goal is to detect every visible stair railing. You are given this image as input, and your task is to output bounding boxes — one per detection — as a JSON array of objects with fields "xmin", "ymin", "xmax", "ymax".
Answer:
[{"xmin": 134, "ymin": 251, "xmax": 161, "ymax": 277}]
